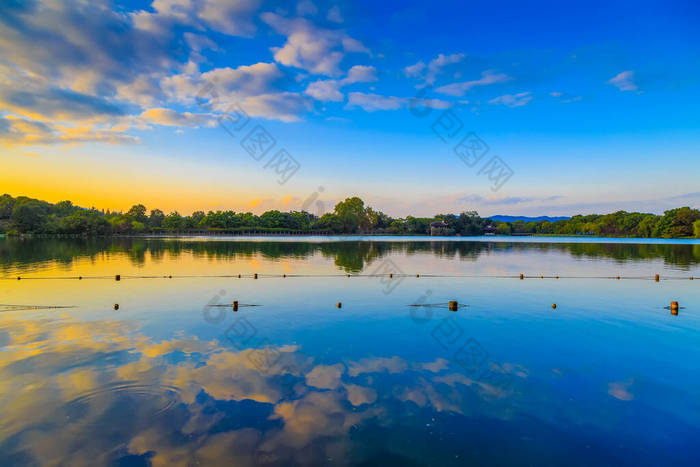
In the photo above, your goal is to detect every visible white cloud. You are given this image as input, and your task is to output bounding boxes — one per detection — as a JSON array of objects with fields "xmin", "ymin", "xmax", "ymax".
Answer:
[
  {"xmin": 305, "ymin": 80, "xmax": 344, "ymax": 102},
  {"xmin": 435, "ymin": 71, "xmax": 512, "ymax": 96},
  {"xmin": 115, "ymin": 75, "xmax": 167, "ymax": 107},
  {"xmin": 139, "ymin": 108, "xmax": 216, "ymax": 127},
  {"xmin": 346, "ymin": 92, "xmax": 405, "ymax": 111},
  {"xmin": 0, "ymin": 0, "xmax": 267, "ymax": 145},
  {"xmin": 404, "ymin": 61, "xmax": 427, "ymax": 78},
  {"xmin": 607, "ymin": 70, "xmax": 637, "ymax": 91},
  {"xmin": 261, "ymin": 12, "xmax": 370, "ymax": 77},
  {"xmin": 404, "ymin": 53, "xmax": 465, "ymax": 85},
  {"xmin": 344, "ymin": 65, "xmax": 377, "ymax": 84},
  {"xmin": 0, "ymin": 115, "xmax": 138, "ymax": 147},
  {"xmin": 140, "ymin": 0, "xmax": 262, "ymax": 37},
  {"xmin": 345, "ymin": 92, "xmax": 451, "ymax": 112},
  {"xmin": 238, "ymin": 92, "xmax": 313, "ymax": 122},
  {"xmin": 162, "ymin": 62, "xmax": 285, "ymax": 107},
  {"xmin": 488, "ymin": 91, "xmax": 533, "ymax": 107},
  {"xmin": 327, "ymin": 5, "xmax": 343, "ymax": 23},
  {"xmin": 304, "ymin": 65, "xmax": 377, "ymax": 102},
  {"xmin": 202, "ymin": 63, "xmax": 284, "ymax": 95}
]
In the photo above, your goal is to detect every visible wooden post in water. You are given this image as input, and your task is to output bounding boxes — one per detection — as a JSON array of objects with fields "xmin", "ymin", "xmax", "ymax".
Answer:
[
  {"xmin": 655, "ymin": 274, "xmax": 660, "ymax": 282},
  {"xmin": 233, "ymin": 301, "xmax": 239, "ymax": 312}
]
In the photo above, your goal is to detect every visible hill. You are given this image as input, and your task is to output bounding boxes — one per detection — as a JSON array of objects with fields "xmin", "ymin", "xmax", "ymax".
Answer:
[{"xmin": 488, "ymin": 215, "xmax": 571, "ymax": 223}]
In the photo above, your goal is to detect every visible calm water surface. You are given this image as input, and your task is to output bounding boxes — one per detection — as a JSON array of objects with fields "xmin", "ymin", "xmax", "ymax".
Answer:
[{"xmin": 1, "ymin": 237, "xmax": 699, "ymax": 466}]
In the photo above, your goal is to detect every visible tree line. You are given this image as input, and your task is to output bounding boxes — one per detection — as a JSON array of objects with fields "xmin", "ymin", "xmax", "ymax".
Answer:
[
  {"xmin": 491, "ymin": 208, "xmax": 700, "ymax": 238},
  {"xmin": 1, "ymin": 193, "xmax": 699, "ymax": 238}
]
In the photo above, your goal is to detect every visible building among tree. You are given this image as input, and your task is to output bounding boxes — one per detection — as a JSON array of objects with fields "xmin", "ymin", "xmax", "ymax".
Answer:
[{"xmin": 430, "ymin": 220, "xmax": 449, "ymax": 236}]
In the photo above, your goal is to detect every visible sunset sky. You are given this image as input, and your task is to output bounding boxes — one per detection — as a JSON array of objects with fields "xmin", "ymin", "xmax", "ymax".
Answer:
[{"xmin": 1, "ymin": 0, "xmax": 699, "ymax": 217}]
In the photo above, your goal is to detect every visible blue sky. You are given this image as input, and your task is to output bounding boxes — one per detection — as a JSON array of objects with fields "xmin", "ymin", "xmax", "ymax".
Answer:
[{"xmin": 1, "ymin": 0, "xmax": 699, "ymax": 216}]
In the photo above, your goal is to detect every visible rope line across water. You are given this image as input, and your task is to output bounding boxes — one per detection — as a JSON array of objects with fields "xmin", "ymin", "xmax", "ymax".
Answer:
[{"xmin": 1, "ymin": 274, "xmax": 696, "ymax": 281}]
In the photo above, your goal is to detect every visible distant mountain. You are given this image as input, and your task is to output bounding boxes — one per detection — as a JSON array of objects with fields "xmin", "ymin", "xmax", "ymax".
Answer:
[{"xmin": 488, "ymin": 215, "xmax": 571, "ymax": 223}]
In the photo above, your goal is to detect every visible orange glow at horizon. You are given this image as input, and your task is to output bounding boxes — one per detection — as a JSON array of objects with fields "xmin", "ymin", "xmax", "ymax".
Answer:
[{"xmin": 1, "ymin": 148, "xmax": 310, "ymax": 214}]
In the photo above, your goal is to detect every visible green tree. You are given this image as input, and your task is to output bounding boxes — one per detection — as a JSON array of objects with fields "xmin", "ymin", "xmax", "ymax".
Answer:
[
  {"xmin": 60, "ymin": 210, "xmax": 110, "ymax": 234},
  {"xmin": 126, "ymin": 204, "xmax": 148, "ymax": 224},
  {"xmin": 162, "ymin": 212, "xmax": 185, "ymax": 231},
  {"xmin": 694, "ymin": 219, "xmax": 700, "ymax": 238},
  {"xmin": 54, "ymin": 200, "xmax": 76, "ymax": 217},
  {"xmin": 189, "ymin": 211, "xmax": 205, "ymax": 227},
  {"xmin": 260, "ymin": 210, "xmax": 284, "ymax": 228},
  {"xmin": 0, "ymin": 194, "xmax": 15, "ymax": 219},
  {"xmin": 496, "ymin": 222, "xmax": 512, "ymax": 235},
  {"xmin": 11, "ymin": 200, "xmax": 47, "ymax": 233},
  {"xmin": 314, "ymin": 213, "xmax": 344, "ymax": 233},
  {"xmin": 334, "ymin": 197, "xmax": 370, "ymax": 233},
  {"xmin": 636, "ymin": 215, "xmax": 659, "ymax": 238},
  {"xmin": 149, "ymin": 209, "xmax": 165, "ymax": 228},
  {"xmin": 655, "ymin": 207, "xmax": 700, "ymax": 238}
]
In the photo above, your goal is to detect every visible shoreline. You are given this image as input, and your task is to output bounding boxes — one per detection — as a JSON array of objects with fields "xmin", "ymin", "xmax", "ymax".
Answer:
[{"xmin": 2, "ymin": 233, "xmax": 700, "ymax": 245}]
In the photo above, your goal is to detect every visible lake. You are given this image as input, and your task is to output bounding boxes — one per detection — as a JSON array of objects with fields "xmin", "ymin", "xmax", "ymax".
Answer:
[{"xmin": 1, "ymin": 237, "xmax": 699, "ymax": 466}]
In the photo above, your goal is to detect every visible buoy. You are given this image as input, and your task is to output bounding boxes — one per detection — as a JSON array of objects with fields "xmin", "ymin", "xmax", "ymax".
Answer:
[
  {"xmin": 113, "ymin": 304, "xmax": 119, "ymax": 310},
  {"xmin": 449, "ymin": 300, "xmax": 458, "ymax": 311},
  {"xmin": 389, "ymin": 273, "xmax": 393, "ymax": 278},
  {"xmin": 238, "ymin": 274, "xmax": 241, "ymax": 278},
  {"xmin": 347, "ymin": 274, "xmax": 350, "ymax": 277},
  {"xmin": 555, "ymin": 275, "xmax": 559, "ymax": 279},
  {"xmin": 616, "ymin": 276, "xmax": 620, "ymax": 280},
  {"xmin": 17, "ymin": 277, "xmax": 21, "ymax": 280},
  {"xmin": 540, "ymin": 275, "xmax": 544, "ymax": 279},
  {"xmin": 254, "ymin": 273, "xmax": 258, "ymax": 279},
  {"xmin": 416, "ymin": 274, "xmax": 420, "ymax": 278},
  {"xmin": 283, "ymin": 274, "xmax": 286, "ymax": 278},
  {"xmin": 78, "ymin": 276, "xmax": 82, "ymax": 280},
  {"xmin": 233, "ymin": 300, "xmax": 239, "ymax": 312},
  {"xmin": 691, "ymin": 276, "xmax": 694, "ymax": 280},
  {"xmin": 168, "ymin": 275, "xmax": 172, "ymax": 279},
  {"xmin": 336, "ymin": 302, "xmax": 342, "ymax": 308},
  {"xmin": 115, "ymin": 274, "xmax": 120, "ymax": 281},
  {"xmin": 519, "ymin": 274, "xmax": 524, "ymax": 280},
  {"xmin": 655, "ymin": 274, "xmax": 660, "ymax": 282},
  {"xmin": 552, "ymin": 303, "xmax": 557, "ymax": 309},
  {"xmin": 671, "ymin": 301, "xmax": 679, "ymax": 310}
]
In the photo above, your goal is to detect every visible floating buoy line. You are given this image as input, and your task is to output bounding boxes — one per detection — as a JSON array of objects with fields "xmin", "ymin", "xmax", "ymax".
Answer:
[
  {"xmin": 1, "ymin": 300, "xmax": 688, "ymax": 315},
  {"xmin": 0, "ymin": 304, "xmax": 77, "ymax": 312},
  {"xmin": 1, "ymin": 273, "xmax": 697, "ymax": 281},
  {"xmin": 408, "ymin": 301, "xmax": 468, "ymax": 310}
]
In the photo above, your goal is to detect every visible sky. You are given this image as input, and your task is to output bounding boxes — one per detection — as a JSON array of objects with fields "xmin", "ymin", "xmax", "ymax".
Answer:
[{"xmin": 1, "ymin": 0, "xmax": 699, "ymax": 217}]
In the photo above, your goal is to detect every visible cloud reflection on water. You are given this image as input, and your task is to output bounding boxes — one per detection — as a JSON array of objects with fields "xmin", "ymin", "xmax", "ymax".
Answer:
[{"xmin": 0, "ymin": 315, "xmax": 526, "ymax": 466}]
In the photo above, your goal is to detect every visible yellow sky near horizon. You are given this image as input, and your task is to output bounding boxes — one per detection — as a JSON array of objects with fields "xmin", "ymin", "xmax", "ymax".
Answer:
[{"xmin": 2, "ymin": 148, "xmax": 313, "ymax": 214}]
